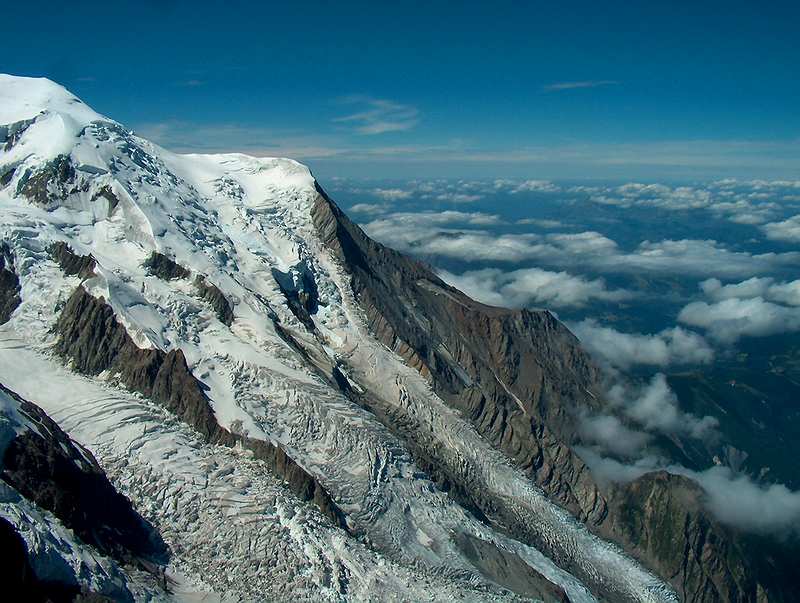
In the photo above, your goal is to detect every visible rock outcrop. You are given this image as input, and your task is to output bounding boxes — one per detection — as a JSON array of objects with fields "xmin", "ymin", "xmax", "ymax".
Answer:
[
  {"xmin": 312, "ymin": 187, "xmax": 605, "ymax": 521},
  {"xmin": 195, "ymin": 276, "xmax": 234, "ymax": 326},
  {"xmin": 143, "ymin": 252, "xmax": 190, "ymax": 281},
  {"xmin": 54, "ymin": 285, "xmax": 345, "ymax": 529},
  {"xmin": 16, "ymin": 154, "xmax": 85, "ymax": 208},
  {"xmin": 0, "ymin": 243, "xmax": 20, "ymax": 324},
  {"xmin": 311, "ymin": 185, "xmax": 798, "ymax": 602},
  {"xmin": 48, "ymin": 241, "xmax": 97, "ymax": 279},
  {"xmin": 603, "ymin": 471, "xmax": 799, "ymax": 603}
]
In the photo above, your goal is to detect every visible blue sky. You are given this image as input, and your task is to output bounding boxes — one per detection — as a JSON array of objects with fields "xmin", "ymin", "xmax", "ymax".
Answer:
[{"xmin": 3, "ymin": 1, "xmax": 799, "ymax": 179}]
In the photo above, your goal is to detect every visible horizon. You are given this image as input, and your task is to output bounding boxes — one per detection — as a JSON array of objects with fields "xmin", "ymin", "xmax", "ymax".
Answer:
[{"xmin": 3, "ymin": 1, "xmax": 799, "ymax": 181}]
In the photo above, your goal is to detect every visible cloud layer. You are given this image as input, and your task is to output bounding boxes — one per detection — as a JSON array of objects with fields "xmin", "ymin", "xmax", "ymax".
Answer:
[
  {"xmin": 569, "ymin": 320, "xmax": 714, "ymax": 370},
  {"xmin": 440, "ymin": 268, "xmax": 632, "ymax": 309},
  {"xmin": 578, "ymin": 450, "xmax": 800, "ymax": 536}
]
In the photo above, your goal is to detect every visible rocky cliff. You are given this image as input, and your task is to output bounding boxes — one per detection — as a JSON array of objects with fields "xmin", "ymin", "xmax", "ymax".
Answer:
[{"xmin": 311, "ymin": 186, "xmax": 798, "ymax": 602}]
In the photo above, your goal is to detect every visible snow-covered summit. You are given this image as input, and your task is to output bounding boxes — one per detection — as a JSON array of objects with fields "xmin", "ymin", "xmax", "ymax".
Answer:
[
  {"xmin": 0, "ymin": 74, "xmax": 107, "ymax": 125},
  {"xmin": 0, "ymin": 75, "xmax": 686, "ymax": 602}
]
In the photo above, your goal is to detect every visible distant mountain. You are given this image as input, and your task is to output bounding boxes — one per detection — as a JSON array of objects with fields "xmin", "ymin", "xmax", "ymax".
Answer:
[{"xmin": 0, "ymin": 74, "xmax": 795, "ymax": 602}]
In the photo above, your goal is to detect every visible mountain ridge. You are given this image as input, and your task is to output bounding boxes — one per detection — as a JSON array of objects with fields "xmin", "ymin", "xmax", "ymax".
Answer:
[{"xmin": 0, "ymin": 74, "xmax": 795, "ymax": 602}]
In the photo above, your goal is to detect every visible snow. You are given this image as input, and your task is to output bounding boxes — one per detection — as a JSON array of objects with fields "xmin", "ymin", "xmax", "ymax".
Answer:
[{"xmin": 0, "ymin": 74, "xmax": 679, "ymax": 602}]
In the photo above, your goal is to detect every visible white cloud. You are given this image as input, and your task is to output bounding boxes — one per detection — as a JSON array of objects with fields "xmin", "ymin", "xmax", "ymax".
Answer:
[
  {"xmin": 435, "ymin": 192, "xmax": 483, "ymax": 203},
  {"xmin": 678, "ymin": 297, "xmax": 800, "ymax": 343},
  {"xmin": 700, "ymin": 277, "xmax": 800, "ymax": 306},
  {"xmin": 578, "ymin": 413, "xmax": 652, "ymax": 457},
  {"xmin": 587, "ymin": 182, "xmax": 782, "ymax": 226},
  {"xmin": 333, "ymin": 96, "xmax": 419, "ymax": 135},
  {"xmin": 371, "ymin": 188, "xmax": 413, "ymax": 201},
  {"xmin": 578, "ymin": 450, "xmax": 800, "ymax": 536},
  {"xmin": 762, "ymin": 214, "xmax": 800, "ymax": 243},
  {"xmin": 608, "ymin": 373, "xmax": 718, "ymax": 440},
  {"xmin": 439, "ymin": 268, "xmax": 632, "ymax": 309},
  {"xmin": 363, "ymin": 213, "xmax": 800, "ymax": 277},
  {"xmin": 348, "ymin": 203, "xmax": 388, "ymax": 216},
  {"xmin": 569, "ymin": 320, "xmax": 714, "ymax": 370},
  {"xmin": 509, "ymin": 179, "xmax": 560, "ymax": 193}
]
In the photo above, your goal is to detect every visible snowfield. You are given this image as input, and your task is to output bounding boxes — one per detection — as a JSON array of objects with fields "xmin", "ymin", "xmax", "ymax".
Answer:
[{"xmin": 0, "ymin": 74, "xmax": 677, "ymax": 602}]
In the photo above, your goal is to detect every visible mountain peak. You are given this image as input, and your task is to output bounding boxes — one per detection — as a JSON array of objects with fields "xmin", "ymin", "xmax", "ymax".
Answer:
[{"xmin": 0, "ymin": 73, "xmax": 106, "ymax": 126}]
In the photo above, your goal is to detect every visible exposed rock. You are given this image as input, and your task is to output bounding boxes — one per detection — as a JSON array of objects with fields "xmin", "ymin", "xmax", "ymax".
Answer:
[
  {"xmin": 195, "ymin": 276, "xmax": 234, "ymax": 326},
  {"xmin": 16, "ymin": 154, "xmax": 85, "ymax": 208},
  {"xmin": 54, "ymin": 285, "xmax": 345, "ymax": 529},
  {"xmin": 312, "ymin": 187, "xmax": 604, "ymax": 522},
  {"xmin": 312, "ymin": 185, "xmax": 798, "ymax": 601},
  {"xmin": 0, "ymin": 243, "xmax": 21, "ymax": 324},
  {"xmin": 142, "ymin": 252, "xmax": 190, "ymax": 280},
  {"xmin": 602, "ymin": 471, "xmax": 799, "ymax": 603},
  {"xmin": 48, "ymin": 242, "xmax": 96, "ymax": 279},
  {"xmin": 0, "ymin": 163, "xmax": 16, "ymax": 187},
  {"xmin": 0, "ymin": 116, "xmax": 36, "ymax": 152}
]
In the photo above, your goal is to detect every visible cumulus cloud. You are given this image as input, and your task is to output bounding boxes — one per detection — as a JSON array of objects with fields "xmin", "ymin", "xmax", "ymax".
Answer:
[
  {"xmin": 587, "ymin": 181, "xmax": 783, "ymax": 226},
  {"xmin": 762, "ymin": 214, "xmax": 800, "ymax": 243},
  {"xmin": 578, "ymin": 413, "xmax": 652, "ymax": 457},
  {"xmin": 371, "ymin": 188, "xmax": 413, "ymax": 201},
  {"xmin": 701, "ymin": 277, "xmax": 800, "ymax": 306},
  {"xmin": 348, "ymin": 203, "xmax": 388, "ymax": 215},
  {"xmin": 435, "ymin": 192, "xmax": 483, "ymax": 203},
  {"xmin": 577, "ymin": 449, "xmax": 800, "ymax": 536},
  {"xmin": 678, "ymin": 297, "xmax": 800, "ymax": 343},
  {"xmin": 363, "ymin": 213, "xmax": 800, "ymax": 277},
  {"xmin": 508, "ymin": 179, "xmax": 560, "ymax": 193},
  {"xmin": 439, "ymin": 268, "xmax": 633, "ymax": 309},
  {"xmin": 569, "ymin": 319, "xmax": 714, "ymax": 370},
  {"xmin": 608, "ymin": 374, "xmax": 719, "ymax": 440}
]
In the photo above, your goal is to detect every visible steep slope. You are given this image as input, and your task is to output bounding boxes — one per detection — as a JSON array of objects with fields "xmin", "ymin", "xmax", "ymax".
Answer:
[
  {"xmin": 0, "ymin": 73, "xmax": 793, "ymax": 601},
  {"xmin": 310, "ymin": 188, "xmax": 799, "ymax": 602},
  {"xmin": 0, "ymin": 382, "xmax": 166, "ymax": 601}
]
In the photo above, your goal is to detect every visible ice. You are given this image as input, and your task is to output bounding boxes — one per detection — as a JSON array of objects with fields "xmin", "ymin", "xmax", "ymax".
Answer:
[{"xmin": 0, "ymin": 74, "xmax": 678, "ymax": 602}]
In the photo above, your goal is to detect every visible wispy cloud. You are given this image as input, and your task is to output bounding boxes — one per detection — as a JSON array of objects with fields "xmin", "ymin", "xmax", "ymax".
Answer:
[
  {"xmin": 176, "ymin": 79, "xmax": 205, "ymax": 87},
  {"xmin": 543, "ymin": 80, "xmax": 618, "ymax": 92},
  {"xmin": 333, "ymin": 96, "xmax": 419, "ymax": 135}
]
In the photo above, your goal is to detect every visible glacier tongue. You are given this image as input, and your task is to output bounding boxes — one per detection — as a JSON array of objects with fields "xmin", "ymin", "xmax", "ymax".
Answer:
[{"xmin": 0, "ymin": 74, "xmax": 679, "ymax": 602}]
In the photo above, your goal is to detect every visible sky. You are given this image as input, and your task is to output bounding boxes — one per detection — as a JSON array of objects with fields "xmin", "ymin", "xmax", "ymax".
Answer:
[{"xmin": 3, "ymin": 0, "xmax": 799, "ymax": 180}]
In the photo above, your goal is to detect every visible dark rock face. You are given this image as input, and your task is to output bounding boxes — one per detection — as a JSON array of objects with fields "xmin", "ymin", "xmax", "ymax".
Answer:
[
  {"xmin": 0, "ymin": 383, "xmax": 167, "ymax": 566},
  {"xmin": 0, "ymin": 117, "xmax": 36, "ymax": 152},
  {"xmin": 48, "ymin": 242, "xmax": 97, "ymax": 279},
  {"xmin": 0, "ymin": 243, "xmax": 21, "ymax": 324},
  {"xmin": 143, "ymin": 252, "xmax": 190, "ymax": 280},
  {"xmin": 195, "ymin": 276, "xmax": 234, "ymax": 326},
  {"xmin": 16, "ymin": 154, "xmax": 85, "ymax": 208},
  {"xmin": 54, "ymin": 285, "xmax": 345, "ymax": 529},
  {"xmin": 311, "ymin": 186, "xmax": 797, "ymax": 602},
  {"xmin": 604, "ymin": 472, "xmax": 799, "ymax": 603},
  {"xmin": 312, "ymin": 187, "xmax": 605, "ymax": 522}
]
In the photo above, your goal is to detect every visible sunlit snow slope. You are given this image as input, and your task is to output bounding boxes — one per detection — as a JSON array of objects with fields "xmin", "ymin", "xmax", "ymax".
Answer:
[{"xmin": 0, "ymin": 75, "xmax": 678, "ymax": 602}]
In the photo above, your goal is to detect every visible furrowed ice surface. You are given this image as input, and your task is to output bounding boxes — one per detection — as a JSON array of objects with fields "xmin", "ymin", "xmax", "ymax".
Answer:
[{"xmin": 0, "ymin": 75, "xmax": 678, "ymax": 601}]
